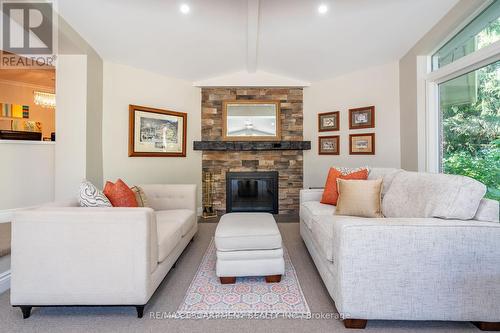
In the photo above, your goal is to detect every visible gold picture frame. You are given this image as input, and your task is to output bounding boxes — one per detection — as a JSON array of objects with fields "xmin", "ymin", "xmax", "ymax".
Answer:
[{"xmin": 222, "ymin": 100, "xmax": 281, "ymax": 141}]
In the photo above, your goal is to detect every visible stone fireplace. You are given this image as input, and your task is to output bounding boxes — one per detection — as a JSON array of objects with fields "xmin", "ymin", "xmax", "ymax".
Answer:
[{"xmin": 199, "ymin": 88, "xmax": 306, "ymax": 216}]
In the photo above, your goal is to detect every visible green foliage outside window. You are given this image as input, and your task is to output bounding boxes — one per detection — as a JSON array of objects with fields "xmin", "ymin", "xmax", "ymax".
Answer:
[{"xmin": 440, "ymin": 22, "xmax": 500, "ymax": 201}]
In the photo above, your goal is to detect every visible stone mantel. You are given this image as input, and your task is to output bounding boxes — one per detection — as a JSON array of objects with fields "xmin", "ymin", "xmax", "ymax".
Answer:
[{"xmin": 193, "ymin": 141, "xmax": 311, "ymax": 151}]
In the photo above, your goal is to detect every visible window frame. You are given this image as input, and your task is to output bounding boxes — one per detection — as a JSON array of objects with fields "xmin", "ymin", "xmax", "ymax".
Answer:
[
  {"xmin": 430, "ymin": 0, "xmax": 498, "ymax": 71},
  {"xmin": 418, "ymin": 5, "xmax": 500, "ymax": 173}
]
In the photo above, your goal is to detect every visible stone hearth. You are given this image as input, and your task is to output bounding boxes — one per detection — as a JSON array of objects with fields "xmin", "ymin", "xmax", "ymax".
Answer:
[{"xmin": 201, "ymin": 88, "xmax": 304, "ymax": 215}]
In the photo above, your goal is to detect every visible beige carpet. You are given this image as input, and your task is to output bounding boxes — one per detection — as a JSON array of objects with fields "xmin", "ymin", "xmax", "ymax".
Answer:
[{"xmin": 0, "ymin": 223, "xmax": 479, "ymax": 333}]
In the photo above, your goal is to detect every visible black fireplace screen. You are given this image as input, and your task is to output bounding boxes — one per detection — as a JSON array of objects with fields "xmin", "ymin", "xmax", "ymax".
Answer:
[{"xmin": 226, "ymin": 171, "xmax": 278, "ymax": 214}]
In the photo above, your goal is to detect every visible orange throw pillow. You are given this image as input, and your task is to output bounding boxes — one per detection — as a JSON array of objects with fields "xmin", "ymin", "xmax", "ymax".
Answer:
[
  {"xmin": 320, "ymin": 168, "xmax": 368, "ymax": 205},
  {"xmin": 103, "ymin": 179, "xmax": 138, "ymax": 207}
]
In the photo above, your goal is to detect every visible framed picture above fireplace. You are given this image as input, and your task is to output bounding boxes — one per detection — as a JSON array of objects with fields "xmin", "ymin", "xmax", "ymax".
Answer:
[
  {"xmin": 128, "ymin": 104, "xmax": 187, "ymax": 157},
  {"xmin": 222, "ymin": 100, "xmax": 281, "ymax": 141}
]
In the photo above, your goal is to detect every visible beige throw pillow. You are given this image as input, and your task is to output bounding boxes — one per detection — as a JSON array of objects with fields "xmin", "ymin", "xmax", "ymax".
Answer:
[
  {"xmin": 131, "ymin": 186, "xmax": 149, "ymax": 207},
  {"xmin": 335, "ymin": 178, "xmax": 383, "ymax": 218}
]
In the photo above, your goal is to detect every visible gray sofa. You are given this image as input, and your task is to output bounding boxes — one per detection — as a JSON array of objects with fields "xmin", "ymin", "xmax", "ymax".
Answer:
[{"xmin": 299, "ymin": 168, "xmax": 500, "ymax": 330}]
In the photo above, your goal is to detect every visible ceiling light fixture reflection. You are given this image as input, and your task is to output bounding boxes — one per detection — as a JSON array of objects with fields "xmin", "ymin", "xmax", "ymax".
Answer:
[
  {"xmin": 318, "ymin": 4, "xmax": 328, "ymax": 14},
  {"xmin": 180, "ymin": 4, "xmax": 190, "ymax": 14}
]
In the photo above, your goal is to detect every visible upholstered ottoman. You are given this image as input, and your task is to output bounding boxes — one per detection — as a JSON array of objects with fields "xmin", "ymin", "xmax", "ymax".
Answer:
[{"xmin": 214, "ymin": 213, "xmax": 284, "ymax": 284}]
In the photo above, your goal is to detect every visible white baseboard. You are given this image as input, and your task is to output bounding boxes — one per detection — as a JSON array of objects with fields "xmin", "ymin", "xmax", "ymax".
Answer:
[{"xmin": 0, "ymin": 270, "xmax": 11, "ymax": 294}]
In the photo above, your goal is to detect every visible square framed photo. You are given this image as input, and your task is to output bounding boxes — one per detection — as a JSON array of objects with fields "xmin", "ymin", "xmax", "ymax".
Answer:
[
  {"xmin": 318, "ymin": 111, "xmax": 340, "ymax": 132},
  {"xmin": 319, "ymin": 135, "xmax": 340, "ymax": 155},
  {"xmin": 349, "ymin": 106, "xmax": 375, "ymax": 129},
  {"xmin": 349, "ymin": 133, "xmax": 375, "ymax": 155},
  {"xmin": 129, "ymin": 105, "xmax": 187, "ymax": 157}
]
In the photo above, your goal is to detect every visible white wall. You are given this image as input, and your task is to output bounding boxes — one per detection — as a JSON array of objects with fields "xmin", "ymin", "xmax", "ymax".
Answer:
[
  {"xmin": 0, "ymin": 141, "xmax": 55, "ymax": 209},
  {"xmin": 102, "ymin": 62, "xmax": 202, "ymax": 207},
  {"xmin": 55, "ymin": 55, "xmax": 88, "ymax": 200},
  {"xmin": 303, "ymin": 62, "xmax": 401, "ymax": 188},
  {"xmin": 58, "ymin": 14, "xmax": 105, "ymax": 188},
  {"xmin": 399, "ymin": 0, "xmax": 486, "ymax": 171}
]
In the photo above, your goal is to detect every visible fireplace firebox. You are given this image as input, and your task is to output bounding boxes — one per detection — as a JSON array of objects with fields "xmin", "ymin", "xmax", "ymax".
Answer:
[{"xmin": 226, "ymin": 171, "xmax": 278, "ymax": 214}]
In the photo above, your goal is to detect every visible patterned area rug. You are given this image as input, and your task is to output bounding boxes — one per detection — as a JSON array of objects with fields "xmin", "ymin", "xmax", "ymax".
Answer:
[{"xmin": 176, "ymin": 239, "xmax": 311, "ymax": 319}]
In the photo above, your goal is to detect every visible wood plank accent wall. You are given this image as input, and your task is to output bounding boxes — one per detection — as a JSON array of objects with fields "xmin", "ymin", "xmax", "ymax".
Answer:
[{"xmin": 201, "ymin": 88, "xmax": 304, "ymax": 215}]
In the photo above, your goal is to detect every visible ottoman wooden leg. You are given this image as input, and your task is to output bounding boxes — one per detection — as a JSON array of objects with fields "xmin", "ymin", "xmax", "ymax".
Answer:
[
  {"xmin": 265, "ymin": 275, "xmax": 282, "ymax": 283},
  {"xmin": 220, "ymin": 277, "xmax": 236, "ymax": 284},
  {"xmin": 472, "ymin": 322, "xmax": 500, "ymax": 331}
]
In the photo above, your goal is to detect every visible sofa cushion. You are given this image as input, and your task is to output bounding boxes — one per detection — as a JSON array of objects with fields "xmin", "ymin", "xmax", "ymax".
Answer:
[
  {"xmin": 367, "ymin": 168, "xmax": 402, "ymax": 197},
  {"xmin": 103, "ymin": 179, "xmax": 138, "ymax": 207},
  {"xmin": 156, "ymin": 217, "xmax": 182, "ymax": 263},
  {"xmin": 79, "ymin": 181, "xmax": 112, "ymax": 207},
  {"xmin": 311, "ymin": 215, "xmax": 334, "ymax": 262},
  {"xmin": 156, "ymin": 209, "xmax": 195, "ymax": 237},
  {"xmin": 321, "ymin": 167, "xmax": 369, "ymax": 205},
  {"xmin": 336, "ymin": 178, "xmax": 383, "ymax": 218},
  {"xmin": 382, "ymin": 171, "xmax": 486, "ymax": 220},
  {"xmin": 474, "ymin": 198, "xmax": 500, "ymax": 223},
  {"xmin": 300, "ymin": 201, "xmax": 336, "ymax": 229},
  {"xmin": 131, "ymin": 186, "xmax": 148, "ymax": 207}
]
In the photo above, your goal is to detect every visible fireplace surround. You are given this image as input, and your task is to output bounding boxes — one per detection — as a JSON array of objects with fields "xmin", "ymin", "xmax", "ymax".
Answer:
[
  {"xmin": 226, "ymin": 171, "xmax": 279, "ymax": 214},
  {"xmin": 201, "ymin": 87, "xmax": 304, "ymax": 215}
]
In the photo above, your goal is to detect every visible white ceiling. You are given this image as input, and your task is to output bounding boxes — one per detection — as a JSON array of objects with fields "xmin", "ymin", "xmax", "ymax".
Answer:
[{"xmin": 58, "ymin": 0, "xmax": 459, "ymax": 82}]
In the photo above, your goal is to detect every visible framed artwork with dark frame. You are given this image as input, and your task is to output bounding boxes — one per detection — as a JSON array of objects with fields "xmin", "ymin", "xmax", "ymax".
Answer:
[
  {"xmin": 318, "ymin": 111, "xmax": 340, "ymax": 132},
  {"xmin": 319, "ymin": 135, "xmax": 340, "ymax": 155},
  {"xmin": 349, "ymin": 133, "xmax": 375, "ymax": 155},
  {"xmin": 349, "ymin": 106, "xmax": 375, "ymax": 129},
  {"xmin": 128, "ymin": 104, "xmax": 187, "ymax": 157}
]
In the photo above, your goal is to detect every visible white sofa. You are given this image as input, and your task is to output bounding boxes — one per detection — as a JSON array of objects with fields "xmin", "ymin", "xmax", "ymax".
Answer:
[
  {"xmin": 299, "ymin": 168, "xmax": 500, "ymax": 330},
  {"xmin": 10, "ymin": 184, "xmax": 197, "ymax": 319}
]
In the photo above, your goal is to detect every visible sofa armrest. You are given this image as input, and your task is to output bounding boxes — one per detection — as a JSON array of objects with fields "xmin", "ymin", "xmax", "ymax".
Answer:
[
  {"xmin": 300, "ymin": 189, "xmax": 324, "ymax": 204},
  {"xmin": 140, "ymin": 184, "xmax": 197, "ymax": 212},
  {"xmin": 10, "ymin": 207, "xmax": 156, "ymax": 305}
]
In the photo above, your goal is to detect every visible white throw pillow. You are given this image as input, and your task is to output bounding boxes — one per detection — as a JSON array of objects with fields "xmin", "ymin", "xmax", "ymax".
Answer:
[{"xmin": 79, "ymin": 180, "xmax": 112, "ymax": 207}]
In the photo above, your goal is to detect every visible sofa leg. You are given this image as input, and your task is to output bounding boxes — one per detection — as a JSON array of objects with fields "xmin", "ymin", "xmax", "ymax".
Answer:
[
  {"xmin": 20, "ymin": 306, "xmax": 32, "ymax": 319},
  {"xmin": 220, "ymin": 277, "xmax": 236, "ymax": 284},
  {"xmin": 265, "ymin": 275, "xmax": 282, "ymax": 283},
  {"xmin": 472, "ymin": 322, "xmax": 500, "ymax": 331},
  {"xmin": 344, "ymin": 319, "xmax": 367, "ymax": 329},
  {"xmin": 136, "ymin": 305, "xmax": 145, "ymax": 318}
]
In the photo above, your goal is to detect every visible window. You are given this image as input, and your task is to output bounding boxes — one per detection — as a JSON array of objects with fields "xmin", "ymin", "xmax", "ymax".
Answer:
[
  {"xmin": 438, "ymin": 61, "xmax": 500, "ymax": 200},
  {"xmin": 432, "ymin": 0, "xmax": 500, "ymax": 70}
]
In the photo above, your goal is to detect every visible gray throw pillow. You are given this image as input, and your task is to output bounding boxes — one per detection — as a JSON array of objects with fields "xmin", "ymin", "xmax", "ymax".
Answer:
[{"xmin": 79, "ymin": 180, "xmax": 112, "ymax": 207}]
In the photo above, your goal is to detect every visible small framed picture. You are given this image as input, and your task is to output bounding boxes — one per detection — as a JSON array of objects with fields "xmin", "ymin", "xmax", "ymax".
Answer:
[
  {"xmin": 319, "ymin": 136, "xmax": 340, "ymax": 155},
  {"xmin": 350, "ymin": 133, "xmax": 375, "ymax": 155},
  {"xmin": 349, "ymin": 106, "xmax": 375, "ymax": 129},
  {"xmin": 318, "ymin": 111, "xmax": 340, "ymax": 132}
]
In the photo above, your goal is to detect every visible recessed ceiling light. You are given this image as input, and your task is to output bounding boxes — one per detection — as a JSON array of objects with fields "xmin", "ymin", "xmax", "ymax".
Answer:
[
  {"xmin": 318, "ymin": 4, "xmax": 328, "ymax": 14},
  {"xmin": 180, "ymin": 4, "xmax": 190, "ymax": 14}
]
